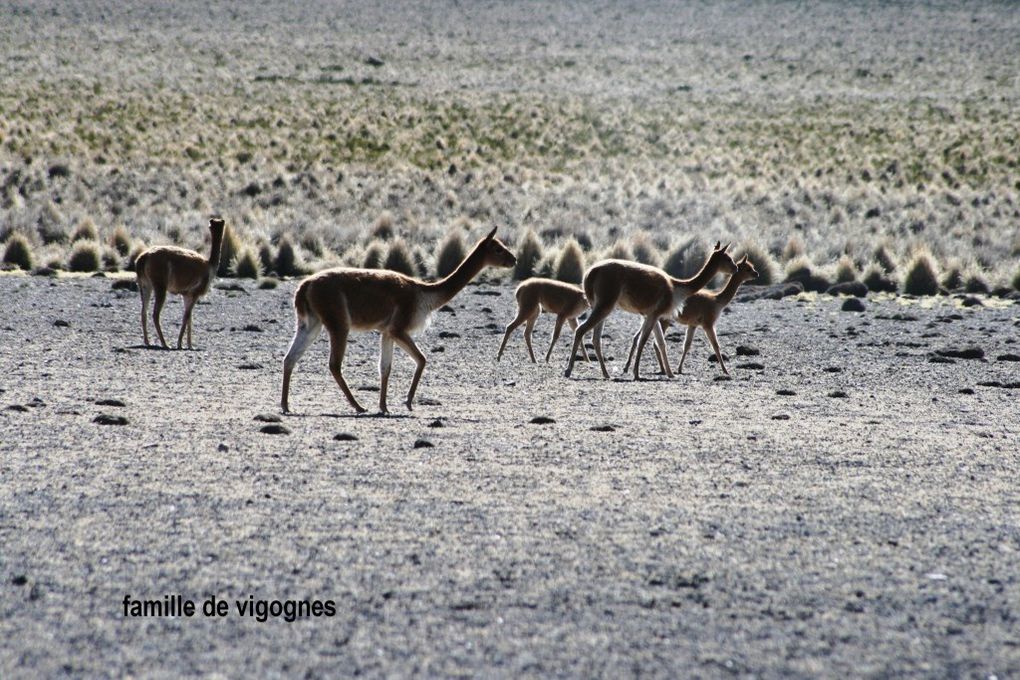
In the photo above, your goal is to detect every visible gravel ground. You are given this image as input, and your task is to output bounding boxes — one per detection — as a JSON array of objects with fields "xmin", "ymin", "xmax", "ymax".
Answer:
[{"xmin": 1, "ymin": 274, "xmax": 1018, "ymax": 677}]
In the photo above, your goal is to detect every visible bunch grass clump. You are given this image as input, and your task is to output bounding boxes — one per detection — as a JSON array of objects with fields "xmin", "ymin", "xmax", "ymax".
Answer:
[
  {"xmin": 435, "ymin": 230, "xmax": 467, "ymax": 278},
  {"xmin": 662, "ymin": 238, "xmax": 705, "ymax": 279},
  {"xmin": 232, "ymin": 247, "xmax": 261, "ymax": 279},
  {"xmin": 371, "ymin": 211, "xmax": 395, "ymax": 241},
  {"xmin": 784, "ymin": 256, "xmax": 831, "ymax": 292},
  {"xmin": 67, "ymin": 241, "xmax": 101, "ymax": 272},
  {"xmin": 101, "ymin": 246, "xmax": 121, "ymax": 272},
  {"xmin": 362, "ymin": 240, "xmax": 385, "ymax": 269},
  {"xmin": 605, "ymin": 240, "xmax": 633, "ymax": 261},
  {"xmin": 275, "ymin": 235, "xmax": 303, "ymax": 277},
  {"xmin": 631, "ymin": 232, "xmax": 660, "ymax": 266},
  {"xmin": 383, "ymin": 238, "xmax": 416, "ymax": 276},
  {"xmin": 2, "ymin": 233, "xmax": 35, "ymax": 270},
  {"xmin": 834, "ymin": 255, "xmax": 859, "ymax": 283},
  {"xmin": 863, "ymin": 265, "xmax": 898, "ymax": 293},
  {"xmin": 554, "ymin": 238, "xmax": 584, "ymax": 284},
  {"xmin": 964, "ymin": 272, "xmax": 989, "ymax": 295},
  {"xmin": 513, "ymin": 229, "xmax": 543, "ymax": 280},
  {"xmin": 737, "ymin": 242, "xmax": 777, "ymax": 285},
  {"xmin": 902, "ymin": 250, "xmax": 940, "ymax": 296},
  {"xmin": 257, "ymin": 242, "xmax": 275, "ymax": 274},
  {"xmin": 873, "ymin": 244, "xmax": 898, "ymax": 274},
  {"xmin": 71, "ymin": 217, "xmax": 99, "ymax": 243},
  {"xmin": 110, "ymin": 224, "xmax": 132, "ymax": 256},
  {"xmin": 1012, "ymin": 266, "xmax": 1020, "ymax": 292}
]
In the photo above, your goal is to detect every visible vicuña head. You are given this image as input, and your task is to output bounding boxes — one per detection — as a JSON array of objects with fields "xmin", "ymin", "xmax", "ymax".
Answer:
[
  {"xmin": 135, "ymin": 216, "xmax": 226, "ymax": 349},
  {"xmin": 281, "ymin": 227, "xmax": 515, "ymax": 414},
  {"xmin": 564, "ymin": 240, "xmax": 737, "ymax": 380}
]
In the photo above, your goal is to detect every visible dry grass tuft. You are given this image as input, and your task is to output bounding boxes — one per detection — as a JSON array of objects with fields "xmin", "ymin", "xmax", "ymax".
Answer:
[
  {"xmin": 630, "ymin": 232, "xmax": 660, "ymax": 266},
  {"xmin": 834, "ymin": 255, "xmax": 859, "ymax": 283},
  {"xmin": 902, "ymin": 250, "xmax": 940, "ymax": 296},
  {"xmin": 110, "ymin": 224, "xmax": 132, "ymax": 256},
  {"xmin": 67, "ymin": 241, "xmax": 101, "ymax": 272},
  {"xmin": 217, "ymin": 227, "xmax": 241, "ymax": 277},
  {"xmin": 275, "ymin": 235, "xmax": 304, "ymax": 277},
  {"xmin": 513, "ymin": 229, "xmax": 544, "ymax": 281},
  {"xmin": 362, "ymin": 240, "xmax": 385, "ymax": 269},
  {"xmin": 371, "ymin": 211, "xmax": 395, "ymax": 241},
  {"xmin": 737, "ymin": 242, "xmax": 778, "ymax": 286},
  {"xmin": 554, "ymin": 238, "xmax": 585, "ymax": 284},
  {"xmin": 72, "ymin": 218, "xmax": 99, "ymax": 243},
  {"xmin": 662, "ymin": 238, "xmax": 705, "ymax": 279},
  {"xmin": 233, "ymin": 247, "xmax": 261, "ymax": 279},
  {"xmin": 383, "ymin": 238, "xmax": 416, "ymax": 276},
  {"xmin": 435, "ymin": 230, "xmax": 467, "ymax": 278},
  {"xmin": 2, "ymin": 233, "xmax": 35, "ymax": 270}
]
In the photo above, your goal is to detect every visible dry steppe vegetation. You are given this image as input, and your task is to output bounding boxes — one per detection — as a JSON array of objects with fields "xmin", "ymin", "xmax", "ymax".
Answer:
[{"xmin": 1, "ymin": 1, "xmax": 1018, "ymax": 291}]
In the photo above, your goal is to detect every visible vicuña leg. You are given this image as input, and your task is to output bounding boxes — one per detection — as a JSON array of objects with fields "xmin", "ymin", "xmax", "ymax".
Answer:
[
  {"xmin": 652, "ymin": 318, "xmax": 674, "ymax": 378},
  {"xmin": 392, "ymin": 330, "xmax": 427, "ymax": 410},
  {"xmin": 566, "ymin": 318, "xmax": 590, "ymax": 361},
  {"xmin": 544, "ymin": 315, "xmax": 567, "ymax": 363},
  {"xmin": 280, "ymin": 317, "xmax": 323, "ymax": 413},
  {"xmin": 704, "ymin": 325, "xmax": 729, "ymax": 375},
  {"xmin": 177, "ymin": 294, "xmax": 196, "ymax": 350},
  {"xmin": 523, "ymin": 317, "xmax": 537, "ymax": 363},
  {"xmin": 677, "ymin": 326, "xmax": 695, "ymax": 374},
  {"xmin": 324, "ymin": 321, "xmax": 366, "ymax": 414},
  {"xmin": 152, "ymin": 286, "xmax": 169, "ymax": 349},
  {"xmin": 565, "ymin": 304, "xmax": 612, "ymax": 378},
  {"xmin": 591, "ymin": 319, "xmax": 610, "ymax": 379},
  {"xmin": 631, "ymin": 316, "xmax": 658, "ymax": 380},
  {"xmin": 379, "ymin": 334, "xmax": 394, "ymax": 413},
  {"xmin": 496, "ymin": 309, "xmax": 533, "ymax": 361},
  {"xmin": 139, "ymin": 284, "xmax": 151, "ymax": 346}
]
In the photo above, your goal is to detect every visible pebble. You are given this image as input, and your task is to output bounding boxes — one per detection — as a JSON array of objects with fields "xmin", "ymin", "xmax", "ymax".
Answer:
[
  {"xmin": 260, "ymin": 424, "xmax": 289, "ymax": 434},
  {"xmin": 334, "ymin": 433, "xmax": 358, "ymax": 441},
  {"xmin": 413, "ymin": 439, "xmax": 434, "ymax": 449},
  {"xmin": 771, "ymin": 414, "xmax": 791, "ymax": 420},
  {"xmin": 93, "ymin": 414, "xmax": 129, "ymax": 425},
  {"xmin": 776, "ymin": 389, "xmax": 796, "ymax": 396},
  {"xmin": 735, "ymin": 346, "xmax": 760, "ymax": 356},
  {"xmin": 841, "ymin": 297, "xmax": 866, "ymax": 312},
  {"xmin": 590, "ymin": 424, "xmax": 616, "ymax": 432},
  {"xmin": 530, "ymin": 416, "xmax": 556, "ymax": 424},
  {"xmin": 95, "ymin": 399, "xmax": 126, "ymax": 407},
  {"xmin": 253, "ymin": 413, "xmax": 281, "ymax": 423},
  {"xmin": 935, "ymin": 347, "xmax": 984, "ymax": 360},
  {"xmin": 828, "ymin": 390, "xmax": 849, "ymax": 398}
]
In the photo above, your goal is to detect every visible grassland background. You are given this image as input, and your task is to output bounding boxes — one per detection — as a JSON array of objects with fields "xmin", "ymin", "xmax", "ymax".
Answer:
[{"xmin": 1, "ymin": 0, "xmax": 1018, "ymax": 282}]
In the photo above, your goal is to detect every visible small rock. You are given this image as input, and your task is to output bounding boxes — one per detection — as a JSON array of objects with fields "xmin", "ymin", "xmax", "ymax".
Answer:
[
  {"xmin": 6, "ymin": 404, "xmax": 28, "ymax": 412},
  {"xmin": 824, "ymin": 366, "xmax": 842, "ymax": 373},
  {"xmin": 439, "ymin": 305, "xmax": 456, "ymax": 314},
  {"xmin": 242, "ymin": 324, "xmax": 263, "ymax": 332},
  {"xmin": 713, "ymin": 375, "xmax": 732, "ymax": 382},
  {"xmin": 32, "ymin": 266, "xmax": 58, "ymax": 277},
  {"xmin": 590, "ymin": 424, "xmax": 616, "ymax": 432},
  {"xmin": 977, "ymin": 381, "xmax": 1020, "ymax": 390},
  {"xmin": 93, "ymin": 414, "xmax": 128, "ymax": 425},
  {"xmin": 735, "ymin": 346, "xmax": 760, "ymax": 356},
  {"xmin": 364, "ymin": 55, "xmax": 385, "ymax": 67},
  {"xmin": 438, "ymin": 331, "xmax": 460, "ymax": 339},
  {"xmin": 776, "ymin": 389, "xmax": 796, "ymax": 396},
  {"xmin": 959, "ymin": 296, "xmax": 983, "ymax": 308},
  {"xmin": 996, "ymin": 354, "xmax": 1020, "ymax": 362},
  {"xmin": 736, "ymin": 362, "xmax": 765, "ymax": 370},
  {"xmin": 53, "ymin": 319, "xmax": 70, "ymax": 327},
  {"xmin": 771, "ymin": 414, "xmax": 791, "ymax": 420},
  {"xmin": 217, "ymin": 443, "xmax": 229, "ymax": 452},
  {"xmin": 111, "ymin": 279, "xmax": 138, "ymax": 292},
  {"xmin": 413, "ymin": 439, "xmax": 434, "ymax": 449},
  {"xmin": 929, "ymin": 355, "xmax": 955, "ymax": 364},
  {"xmin": 428, "ymin": 419, "xmax": 445, "ymax": 428},
  {"xmin": 841, "ymin": 297, "xmax": 866, "ymax": 312},
  {"xmin": 828, "ymin": 390, "xmax": 849, "ymax": 399},
  {"xmin": 334, "ymin": 432, "xmax": 358, "ymax": 441},
  {"xmin": 827, "ymin": 281, "xmax": 869, "ymax": 298},
  {"xmin": 253, "ymin": 413, "xmax": 281, "ymax": 423},
  {"xmin": 237, "ymin": 363, "xmax": 263, "ymax": 370},
  {"xmin": 95, "ymin": 398, "xmax": 126, "ymax": 407},
  {"xmin": 707, "ymin": 354, "xmax": 730, "ymax": 363},
  {"xmin": 530, "ymin": 416, "xmax": 556, "ymax": 424},
  {"xmin": 958, "ymin": 388, "xmax": 974, "ymax": 395},
  {"xmin": 11, "ymin": 575, "xmax": 28, "ymax": 586},
  {"xmin": 737, "ymin": 282, "xmax": 803, "ymax": 301},
  {"xmin": 260, "ymin": 424, "xmax": 290, "ymax": 434},
  {"xmin": 935, "ymin": 347, "xmax": 984, "ymax": 360}
]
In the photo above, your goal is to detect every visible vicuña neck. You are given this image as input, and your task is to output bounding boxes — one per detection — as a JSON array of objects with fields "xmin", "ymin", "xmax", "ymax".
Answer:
[
  {"xmin": 425, "ymin": 241, "xmax": 487, "ymax": 309},
  {"xmin": 207, "ymin": 229, "xmax": 224, "ymax": 273},
  {"xmin": 674, "ymin": 256, "xmax": 720, "ymax": 296},
  {"xmin": 715, "ymin": 273, "xmax": 749, "ymax": 307}
]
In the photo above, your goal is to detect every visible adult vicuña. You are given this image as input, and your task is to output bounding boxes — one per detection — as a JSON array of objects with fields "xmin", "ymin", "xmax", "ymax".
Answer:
[
  {"xmin": 674, "ymin": 254, "xmax": 758, "ymax": 375},
  {"xmin": 564, "ymin": 241, "xmax": 737, "ymax": 380},
  {"xmin": 135, "ymin": 217, "xmax": 226, "ymax": 349},
  {"xmin": 281, "ymin": 227, "xmax": 516, "ymax": 414},
  {"xmin": 496, "ymin": 278, "xmax": 591, "ymax": 363},
  {"xmin": 622, "ymin": 255, "xmax": 759, "ymax": 375}
]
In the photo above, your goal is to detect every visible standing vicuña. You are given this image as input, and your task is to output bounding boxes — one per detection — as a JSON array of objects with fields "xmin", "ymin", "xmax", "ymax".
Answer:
[
  {"xmin": 564, "ymin": 242, "xmax": 737, "ymax": 380},
  {"xmin": 496, "ymin": 278, "xmax": 591, "ymax": 363},
  {"xmin": 135, "ymin": 217, "xmax": 226, "ymax": 349},
  {"xmin": 281, "ymin": 228, "xmax": 516, "ymax": 414},
  {"xmin": 674, "ymin": 255, "xmax": 758, "ymax": 375}
]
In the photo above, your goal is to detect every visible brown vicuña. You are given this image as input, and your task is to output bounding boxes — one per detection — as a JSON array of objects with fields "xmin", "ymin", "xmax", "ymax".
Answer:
[
  {"xmin": 281, "ymin": 227, "xmax": 516, "ymax": 414},
  {"xmin": 564, "ymin": 241, "xmax": 737, "ymax": 380},
  {"xmin": 135, "ymin": 217, "xmax": 226, "ymax": 349},
  {"xmin": 674, "ymin": 254, "xmax": 758, "ymax": 375},
  {"xmin": 496, "ymin": 278, "xmax": 591, "ymax": 363},
  {"xmin": 622, "ymin": 255, "xmax": 759, "ymax": 375}
]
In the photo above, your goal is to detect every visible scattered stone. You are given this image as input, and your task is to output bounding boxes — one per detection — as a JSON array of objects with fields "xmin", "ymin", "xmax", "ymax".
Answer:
[
  {"xmin": 771, "ymin": 414, "xmax": 791, "ymax": 420},
  {"xmin": 258, "ymin": 278, "xmax": 278, "ymax": 290},
  {"xmin": 935, "ymin": 347, "xmax": 984, "ymax": 360},
  {"xmin": 53, "ymin": 319, "xmax": 69, "ymax": 327},
  {"xmin": 929, "ymin": 356, "xmax": 955, "ymax": 364},
  {"xmin": 828, "ymin": 390, "xmax": 849, "ymax": 398},
  {"xmin": 413, "ymin": 439, "xmax": 434, "ymax": 449},
  {"xmin": 590, "ymin": 424, "xmax": 616, "ymax": 432},
  {"xmin": 826, "ymin": 281, "xmax": 868, "ymax": 298},
  {"xmin": 242, "ymin": 324, "xmax": 263, "ymax": 332},
  {"xmin": 713, "ymin": 375, "xmax": 732, "ymax": 382},
  {"xmin": 11, "ymin": 575, "xmax": 28, "ymax": 586},
  {"xmin": 93, "ymin": 414, "xmax": 128, "ymax": 425},
  {"xmin": 438, "ymin": 331, "xmax": 460, "ymax": 339},
  {"xmin": 253, "ymin": 413, "xmax": 281, "ymax": 423},
  {"xmin": 215, "ymin": 283, "xmax": 247, "ymax": 293},
  {"xmin": 334, "ymin": 432, "xmax": 358, "ymax": 441},
  {"xmin": 841, "ymin": 297, "xmax": 866, "ymax": 312},
  {"xmin": 95, "ymin": 398, "xmax": 126, "ymax": 407},
  {"xmin": 237, "ymin": 363, "xmax": 262, "ymax": 370},
  {"xmin": 472, "ymin": 289, "xmax": 501, "ymax": 297},
  {"xmin": 707, "ymin": 354, "xmax": 730, "ymax": 363},
  {"xmin": 977, "ymin": 381, "xmax": 1020, "ymax": 390},
  {"xmin": 776, "ymin": 389, "xmax": 796, "ymax": 396},
  {"xmin": 959, "ymin": 296, "xmax": 983, "ymax": 308},
  {"xmin": 996, "ymin": 354, "xmax": 1020, "ymax": 362},
  {"xmin": 529, "ymin": 416, "xmax": 556, "ymax": 425},
  {"xmin": 431, "ymin": 346, "xmax": 445, "ymax": 353},
  {"xmin": 417, "ymin": 397, "xmax": 442, "ymax": 406},
  {"xmin": 958, "ymin": 388, "xmax": 974, "ymax": 395},
  {"xmin": 736, "ymin": 362, "xmax": 765, "ymax": 370},
  {"xmin": 735, "ymin": 346, "xmax": 760, "ymax": 356},
  {"xmin": 32, "ymin": 266, "xmax": 58, "ymax": 277},
  {"xmin": 364, "ymin": 55, "xmax": 385, "ymax": 67},
  {"xmin": 217, "ymin": 443, "xmax": 229, "ymax": 452},
  {"xmin": 439, "ymin": 305, "xmax": 456, "ymax": 314},
  {"xmin": 824, "ymin": 366, "xmax": 842, "ymax": 373},
  {"xmin": 111, "ymin": 279, "xmax": 138, "ymax": 292},
  {"xmin": 260, "ymin": 424, "xmax": 290, "ymax": 434},
  {"xmin": 6, "ymin": 404, "xmax": 28, "ymax": 412},
  {"xmin": 428, "ymin": 419, "xmax": 445, "ymax": 428}
]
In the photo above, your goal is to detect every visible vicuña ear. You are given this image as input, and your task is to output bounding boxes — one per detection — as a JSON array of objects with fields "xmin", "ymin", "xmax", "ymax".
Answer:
[
  {"xmin": 739, "ymin": 254, "xmax": 747, "ymax": 264},
  {"xmin": 722, "ymin": 242, "xmax": 731, "ymax": 252},
  {"xmin": 713, "ymin": 240, "xmax": 721, "ymax": 251},
  {"xmin": 485, "ymin": 227, "xmax": 497, "ymax": 240}
]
